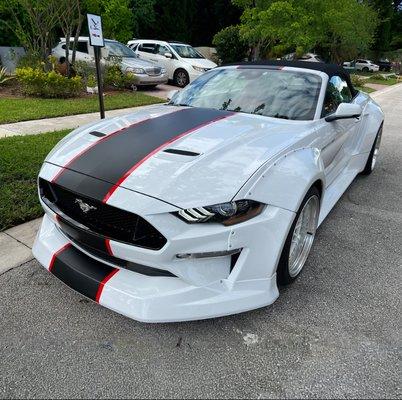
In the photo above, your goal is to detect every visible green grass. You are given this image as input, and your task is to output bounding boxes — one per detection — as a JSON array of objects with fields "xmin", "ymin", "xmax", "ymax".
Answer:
[
  {"xmin": 366, "ymin": 77, "xmax": 398, "ymax": 86},
  {"xmin": 356, "ymin": 86, "xmax": 376, "ymax": 93},
  {"xmin": 0, "ymin": 129, "xmax": 71, "ymax": 231},
  {"xmin": 0, "ymin": 92, "xmax": 164, "ymax": 124}
]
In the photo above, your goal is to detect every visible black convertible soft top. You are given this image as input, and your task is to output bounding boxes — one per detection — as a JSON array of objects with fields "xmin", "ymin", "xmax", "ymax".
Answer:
[{"xmin": 226, "ymin": 60, "xmax": 357, "ymax": 95}]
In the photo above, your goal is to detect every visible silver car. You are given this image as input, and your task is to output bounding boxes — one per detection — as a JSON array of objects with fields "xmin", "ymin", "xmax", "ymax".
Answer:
[{"xmin": 52, "ymin": 37, "xmax": 168, "ymax": 87}]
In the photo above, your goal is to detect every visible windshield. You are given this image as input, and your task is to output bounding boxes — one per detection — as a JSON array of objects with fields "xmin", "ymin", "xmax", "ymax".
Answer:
[
  {"xmin": 169, "ymin": 68, "xmax": 322, "ymax": 121},
  {"xmin": 105, "ymin": 41, "xmax": 137, "ymax": 58},
  {"xmin": 170, "ymin": 44, "xmax": 204, "ymax": 59}
]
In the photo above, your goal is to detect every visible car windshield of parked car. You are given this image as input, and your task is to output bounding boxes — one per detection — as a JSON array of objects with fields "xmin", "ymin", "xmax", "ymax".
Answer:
[
  {"xmin": 105, "ymin": 41, "xmax": 137, "ymax": 58},
  {"xmin": 170, "ymin": 44, "xmax": 204, "ymax": 59},
  {"xmin": 169, "ymin": 68, "xmax": 322, "ymax": 121}
]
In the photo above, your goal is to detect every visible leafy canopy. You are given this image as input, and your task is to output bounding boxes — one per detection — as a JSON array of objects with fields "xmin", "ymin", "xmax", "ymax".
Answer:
[{"xmin": 233, "ymin": 0, "xmax": 379, "ymax": 62}]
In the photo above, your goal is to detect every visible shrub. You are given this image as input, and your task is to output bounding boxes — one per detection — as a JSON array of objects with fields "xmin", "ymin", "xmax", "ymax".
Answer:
[
  {"xmin": 350, "ymin": 74, "xmax": 366, "ymax": 87},
  {"xmin": 75, "ymin": 61, "xmax": 96, "ymax": 84},
  {"xmin": 213, "ymin": 25, "xmax": 249, "ymax": 64},
  {"xmin": 370, "ymin": 73, "xmax": 389, "ymax": 81},
  {"xmin": 104, "ymin": 64, "xmax": 137, "ymax": 90},
  {"xmin": 16, "ymin": 67, "xmax": 83, "ymax": 98}
]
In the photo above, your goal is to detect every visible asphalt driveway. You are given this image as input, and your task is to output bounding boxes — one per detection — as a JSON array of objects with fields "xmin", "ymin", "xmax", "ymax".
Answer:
[{"xmin": 0, "ymin": 85, "xmax": 401, "ymax": 399}]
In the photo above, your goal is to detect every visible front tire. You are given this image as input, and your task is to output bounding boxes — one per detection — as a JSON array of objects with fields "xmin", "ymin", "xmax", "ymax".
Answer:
[
  {"xmin": 361, "ymin": 125, "xmax": 383, "ymax": 175},
  {"xmin": 174, "ymin": 69, "xmax": 189, "ymax": 87},
  {"xmin": 363, "ymin": 67, "xmax": 369, "ymax": 72},
  {"xmin": 277, "ymin": 186, "xmax": 320, "ymax": 285}
]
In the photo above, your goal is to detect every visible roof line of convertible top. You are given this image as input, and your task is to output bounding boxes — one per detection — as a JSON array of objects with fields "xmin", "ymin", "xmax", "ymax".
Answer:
[{"xmin": 223, "ymin": 60, "xmax": 357, "ymax": 94}]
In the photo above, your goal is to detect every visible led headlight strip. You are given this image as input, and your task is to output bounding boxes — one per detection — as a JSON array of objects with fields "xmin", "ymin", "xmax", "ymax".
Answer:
[{"xmin": 176, "ymin": 200, "xmax": 264, "ymax": 226}]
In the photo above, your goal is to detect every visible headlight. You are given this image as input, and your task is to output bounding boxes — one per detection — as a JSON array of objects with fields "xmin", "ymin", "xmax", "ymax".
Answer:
[
  {"xmin": 192, "ymin": 65, "xmax": 206, "ymax": 73},
  {"xmin": 175, "ymin": 200, "xmax": 264, "ymax": 226},
  {"xmin": 126, "ymin": 67, "xmax": 145, "ymax": 74},
  {"xmin": 161, "ymin": 68, "xmax": 166, "ymax": 74}
]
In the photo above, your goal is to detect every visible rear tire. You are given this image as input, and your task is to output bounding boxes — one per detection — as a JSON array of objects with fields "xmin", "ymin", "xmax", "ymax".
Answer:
[
  {"xmin": 174, "ymin": 69, "xmax": 189, "ymax": 87},
  {"xmin": 277, "ymin": 186, "xmax": 320, "ymax": 285},
  {"xmin": 361, "ymin": 125, "xmax": 383, "ymax": 175},
  {"xmin": 363, "ymin": 67, "xmax": 369, "ymax": 72}
]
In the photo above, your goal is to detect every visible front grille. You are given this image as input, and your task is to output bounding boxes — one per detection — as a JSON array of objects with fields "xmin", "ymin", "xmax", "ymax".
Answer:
[
  {"xmin": 39, "ymin": 178, "xmax": 167, "ymax": 250},
  {"xmin": 145, "ymin": 66, "xmax": 162, "ymax": 76}
]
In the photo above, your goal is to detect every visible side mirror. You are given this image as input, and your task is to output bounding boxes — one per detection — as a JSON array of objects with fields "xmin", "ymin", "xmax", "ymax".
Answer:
[
  {"xmin": 167, "ymin": 89, "xmax": 179, "ymax": 101},
  {"xmin": 325, "ymin": 103, "xmax": 362, "ymax": 122},
  {"xmin": 164, "ymin": 52, "xmax": 173, "ymax": 59},
  {"xmin": 101, "ymin": 47, "xmax": 109, "ymax": 59}
]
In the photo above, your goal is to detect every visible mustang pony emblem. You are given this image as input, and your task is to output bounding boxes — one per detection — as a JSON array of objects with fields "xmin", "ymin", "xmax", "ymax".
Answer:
[{"xmin": 75, "ymin": 198, "xmax": 97, "ymax": 213}]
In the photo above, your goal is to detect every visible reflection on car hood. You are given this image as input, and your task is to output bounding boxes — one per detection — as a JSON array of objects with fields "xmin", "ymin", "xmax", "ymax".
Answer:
[
  {"xmin": 120, "ymin": 57, "xmax": 163, "ymax": 70},
  {"xmin": 184, "ymin": 58, "xmax": 217, "ymax": 69},
  {"xmin": 46, "ymin": 105, "xmax": 315, "ymax": 208}
]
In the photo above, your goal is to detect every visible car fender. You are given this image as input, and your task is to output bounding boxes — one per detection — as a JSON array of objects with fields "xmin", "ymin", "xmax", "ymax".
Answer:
[
  {"xmin": 356, "ymin": 100, "xmax": 384, "ymax": 155},
  {"xmin": 234, "ymin": 147, "xmax": 325, "ymax": 213}
]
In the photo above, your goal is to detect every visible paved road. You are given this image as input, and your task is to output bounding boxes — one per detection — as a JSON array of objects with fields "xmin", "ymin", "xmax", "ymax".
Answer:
[{"xmin": 1, "ymin": 86, "xmax": 401, "ymax": 399}]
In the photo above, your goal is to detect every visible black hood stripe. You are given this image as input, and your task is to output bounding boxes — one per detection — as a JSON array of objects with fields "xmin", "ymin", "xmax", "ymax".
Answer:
[{"xmin": 53, "ymin": 108, "xmax": 233, "ymax": 203}]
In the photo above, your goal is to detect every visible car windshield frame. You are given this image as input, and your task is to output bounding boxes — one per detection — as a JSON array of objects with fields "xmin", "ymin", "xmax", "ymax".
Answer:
[
  {"xmin": 170, "ymin": 44, "xmax": 204, "ymax": 59},
  {"xmin": 169, "ymin": 67, "xmax": 323, "ymax": 121},
  {"xmin": 105, "ymin": 41, "xmax": 137, "ymax": 58}
]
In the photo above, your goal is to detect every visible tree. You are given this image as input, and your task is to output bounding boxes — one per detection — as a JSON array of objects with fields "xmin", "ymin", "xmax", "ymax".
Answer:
[
  {"xmin": 213, "ymin": 25, "xmax": 248, "ymax": 63},
  {"xmin": 58, "ymin": 0, "xmax": 84, "ymax": 75},
  {"xmin": 1, "ymin": 0, "xmax": 62, "ymax": 59},
  {"xmin": 233, "ymin": 0, "xmax": 379, "ymax": 62}
]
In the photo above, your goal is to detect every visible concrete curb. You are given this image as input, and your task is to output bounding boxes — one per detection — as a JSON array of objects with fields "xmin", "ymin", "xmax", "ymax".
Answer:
[{"xmin": 0, "ymin": 218, "xmax": 42, "ymax": 275}]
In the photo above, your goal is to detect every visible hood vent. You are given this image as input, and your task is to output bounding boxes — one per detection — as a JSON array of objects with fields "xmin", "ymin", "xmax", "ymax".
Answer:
[
  {"xmin": 89, "ymin": 131, "xmax": 106, "ymax": 137},
  {"xmin": 163, "ymin": 148, "xmax": 200, "ymax": 157}
]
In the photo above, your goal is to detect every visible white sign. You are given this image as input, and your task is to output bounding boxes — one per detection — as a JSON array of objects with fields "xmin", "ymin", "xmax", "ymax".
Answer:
[{"xmin": 87, "ymin": 14, "xmax": 104, "ymax": 47}]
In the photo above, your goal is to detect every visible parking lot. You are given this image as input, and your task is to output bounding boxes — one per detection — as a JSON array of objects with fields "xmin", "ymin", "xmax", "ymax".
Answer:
[{"xmin": 0, "ymin": 85, "xmax": 400, "ymax": 399}]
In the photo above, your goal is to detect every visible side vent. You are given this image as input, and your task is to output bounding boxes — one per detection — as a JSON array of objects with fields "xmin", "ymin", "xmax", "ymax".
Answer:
[{"xmin": 163, "ymin": 148, "xmax": 200, "ymax": 157}]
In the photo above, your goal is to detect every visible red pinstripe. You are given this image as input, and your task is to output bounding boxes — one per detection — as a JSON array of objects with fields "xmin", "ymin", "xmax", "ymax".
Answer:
[
  {"xmin": 49, "ymin": 243, "xmax": 71, "ymax": 272},
  {"xmin": 95, "ymin": 269, "xmax": 119, "ymax": 303}
]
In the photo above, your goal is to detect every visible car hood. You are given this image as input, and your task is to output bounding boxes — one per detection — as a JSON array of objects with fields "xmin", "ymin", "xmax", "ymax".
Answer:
[
  {"xmin": 184, "ymin": 58, "xmax": 217, "ymax": 69},
  {"xmin": 46, "ymin": 105, "xmax": 313, "ymax": 208},
  {"xmin": 120, "ymin": 57, "xmax": 161, "ymax": 70}
]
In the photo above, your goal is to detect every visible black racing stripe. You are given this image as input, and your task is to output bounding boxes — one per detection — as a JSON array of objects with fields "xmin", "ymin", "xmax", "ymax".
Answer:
[
  {"xmin": 51, "ymin": 245, "xmax": 116, "ymax": 301},
  {"xmin": 55, "ymin": 108, "xmax": 231, "ymax": 199}
]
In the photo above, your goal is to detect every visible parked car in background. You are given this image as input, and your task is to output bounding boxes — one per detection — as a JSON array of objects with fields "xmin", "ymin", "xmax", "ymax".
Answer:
[
  {"xmin": 282, "ymin": 52, "xmax": 324, "ymax": 62},
  {"xmin": 376, "ymin": 58, "xmax": 392, "ymax": 72},
  {"xmin": 343, "ymin": 59, "xmax": 379, "ymax": 72},
  {"xmin": 127, "ymin": 39, "xmax": 217, "ymax": 87},
  {"xmin": 52, "ymin": 37, "xmax": 168, "ymax": 87}
]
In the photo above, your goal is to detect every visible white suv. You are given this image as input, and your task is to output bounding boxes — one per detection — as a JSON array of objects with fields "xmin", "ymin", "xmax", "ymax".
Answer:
[{"xmin": 127, "ymin": 40, "xmax": 217, "ymax": 87}]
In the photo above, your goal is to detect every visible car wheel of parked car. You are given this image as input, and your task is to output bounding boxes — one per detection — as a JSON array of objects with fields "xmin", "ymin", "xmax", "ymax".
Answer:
[
  {"xmin": 174, "ymin": 69, "xmax": 189, "ymax": 87},
  {"xmin": 277, "ymin": 186, "xmax": 320, "ymax": 285},
  {"xmin": 361, "ymin": 125, "xmax": 383, "ymax": 175},
  {"xmin": 363, "ymin": 67, "xmax": 369, "ymax": 72}
]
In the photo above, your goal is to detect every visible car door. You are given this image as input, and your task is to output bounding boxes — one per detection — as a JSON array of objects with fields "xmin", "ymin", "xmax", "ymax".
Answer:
[
  {"xmin": 67, "ymin": 40, "xmax": 93, "ymax": 64},
  {"xmin": 316, "ymin": 76, "xmax": 361, "ymax": 186},
  {"xmin": 154, "ymin": 44, "xmax": 175, "ymax": 78},
  {"xmin": 136, "ymin": 42, "xmax": 157, "ymax": 62}
]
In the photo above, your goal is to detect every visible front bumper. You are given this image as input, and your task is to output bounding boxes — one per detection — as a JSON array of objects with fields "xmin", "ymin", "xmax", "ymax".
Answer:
[
  {"xmin": 34, "ymin": 168, "xmax": 295, "ymax": 322},
  {"xmin": 136, "ymin": 73, "xmax": 168, "ymax": 86}
]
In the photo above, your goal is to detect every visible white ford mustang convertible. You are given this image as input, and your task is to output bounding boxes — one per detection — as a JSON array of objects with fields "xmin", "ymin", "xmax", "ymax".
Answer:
[{"xmin": 33, "ymin": 61, "xmax": 384, "ymax": 322}]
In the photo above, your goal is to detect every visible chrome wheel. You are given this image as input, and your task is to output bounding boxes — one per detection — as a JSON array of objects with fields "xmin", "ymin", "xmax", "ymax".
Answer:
[
  {"xmin": 288, "ymin": 195, "xmax": 320, "ymax": 277},
  {"xmin": 176, "ymin": 71, "xmax": 188, "ymax": 87},
  {"xmin": 371, "ymin": 129, "xmax": 382, "ymax": 170}
]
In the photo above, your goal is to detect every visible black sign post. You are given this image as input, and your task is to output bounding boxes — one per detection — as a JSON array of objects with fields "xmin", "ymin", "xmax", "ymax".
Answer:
[{"xmin": 87, "ymin": 14, "xmax": 105, "ymax": 119}]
